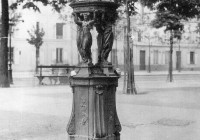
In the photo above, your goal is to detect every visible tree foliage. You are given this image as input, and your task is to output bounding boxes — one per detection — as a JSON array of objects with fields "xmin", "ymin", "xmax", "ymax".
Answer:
[
  {"xmin": 149, "ymin": 0, "xmax": 200, "ymax": 38},
  {"xmin": 10, "ymin": 0, "xmax": 144, "ymax": 16},
  {"xmin": 27, "ymin": 23, "xmax": 45, "ymax": 48},
  {"xmin": 195, "ymin": 23, "xmax": 200, "ymax": 34},
  {"xmin": 9, "ymin": 9, "xmax": 22, "ymax": 23},
  {"xmin": 118, "ymin": 0, "xmax": 138, "ymax": 16},
  {"xmin": 151, "ymin": 11, "xmax": 184, "ymax": 40},
  {"xmin": 10, "ymin": 0, "xmax": 68, "ymax": 12},
  {"xmin": 141, "ymin": 0, "xmax": 200, "ymax": 13}
]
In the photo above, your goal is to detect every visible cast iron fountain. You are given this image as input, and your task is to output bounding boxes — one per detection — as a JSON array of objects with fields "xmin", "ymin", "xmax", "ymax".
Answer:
[{"xmin": 67, "ymin": 1, "xmax": 121, "ymax": 139}]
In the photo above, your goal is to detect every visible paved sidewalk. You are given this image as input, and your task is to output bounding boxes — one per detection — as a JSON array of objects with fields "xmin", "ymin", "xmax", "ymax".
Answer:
[
  {"xmin": 2, "ymin": 70, "xmax": 200, "ymax": 140},
  {"xmin": 12, "ymin": 70, "xmax": 200, "ymax": 79},
  {"xmin": 0, "ymin": 85, "xmax": 200, "ymax": 140},
  {"xmin": 10, "ymin": 70, "xmax": 200, "ymax": 88},
  {"xmin": 133, "ymin": 70, "xmax": 200, "ymax": 76},
  {"xmin": 1, "ymin": 73, "xmax": 200, "ymax": 140}
]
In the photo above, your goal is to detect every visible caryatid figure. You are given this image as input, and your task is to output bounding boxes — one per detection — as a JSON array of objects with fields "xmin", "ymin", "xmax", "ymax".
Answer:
[
  {"xmin": 73, "ymin": 11, "xmax": 97, "ymax": 65},
  {"xmin": 96, "ymin": 11, "xmax": 114, "ymax": 65}
]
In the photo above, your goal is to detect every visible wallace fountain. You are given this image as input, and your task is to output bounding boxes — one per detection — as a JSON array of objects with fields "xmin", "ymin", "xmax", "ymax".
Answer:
[{"xmin": 67, "ymin": 0, "xmax": 121, "ymax": 140}]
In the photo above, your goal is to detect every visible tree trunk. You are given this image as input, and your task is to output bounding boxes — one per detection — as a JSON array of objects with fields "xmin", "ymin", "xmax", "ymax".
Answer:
[
  {"xmin": 130, "ymin": 45, "xmax": 137, "ymax": 94},
  {"xmin": 0, "ymin": 0, "xmax": 10, "ymax": 87},
  {"xmin": 125, "ymin": 1, "xmax": 137, "ymax": 94},
  {"xmin": 178, "ymin": 40, "xmax": 181, "ymax": 72},
  {"xmin": 123, "ymin": 28, "xmax": 127, "ymax": 94},
  {"xmin": 35, "ymin": 47, "xmax": 40, "ymax": 74},
  {"xmin": 168, "ymin": 30, "xmax": 173, "ymax": 82},
  {"xmin": 148, "ymin": 39, "xmax": 151, "ymax": 73}
]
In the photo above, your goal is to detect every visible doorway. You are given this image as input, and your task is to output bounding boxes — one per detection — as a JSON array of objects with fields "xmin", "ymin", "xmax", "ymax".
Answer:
[
  {"xmin": 140, "ymin": 50, "xmax": 146, "ymax": 70},
  {"xmin": 176, "ymin": 51, "xmax": 181, "ymax": 70}
]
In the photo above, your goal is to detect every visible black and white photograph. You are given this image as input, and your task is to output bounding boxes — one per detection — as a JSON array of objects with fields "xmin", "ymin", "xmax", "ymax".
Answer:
[{"xmin": 0, "ymin": 0, "xmax": 200, "ymax": 140}]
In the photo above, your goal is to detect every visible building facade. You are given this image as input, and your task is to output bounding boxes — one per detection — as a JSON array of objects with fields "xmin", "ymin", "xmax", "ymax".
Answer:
[
  {"xmin": 114, "ymin": 6, "xmax": 200, "ymax": 71},
  {"xmin": 9, "ymin": 3, "xmax": 200, "ymax": 72}
]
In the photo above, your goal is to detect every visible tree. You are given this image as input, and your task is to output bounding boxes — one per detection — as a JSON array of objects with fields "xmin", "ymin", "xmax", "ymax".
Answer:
[
  {"xmin": 146, "ymin": 0, "xmax": 200, "ymax": 82},
  {"xmin": 0, "ymin": 0, "xmax": 25, "ymax": 87},
  {"xmin": 27, "ymin": 22, "xmax": 45, "ymax": 73},
  {"xmin": 0, "ymin": 0, "xmax": 10, "ymax": 87},
  {"xmin": 151, "ymin": 12, "xmax": 183, "ymax": 82},
  {"xmin": 118, "ymin": 0, "xmax": 138, "ymax": 94},
  {"xmin": 175, "ymin": 29, "xmax": 183, "ymax": 72},
  {"xmin": 124, "ymin": 0, "xmax": 137, "ymax": 94}
]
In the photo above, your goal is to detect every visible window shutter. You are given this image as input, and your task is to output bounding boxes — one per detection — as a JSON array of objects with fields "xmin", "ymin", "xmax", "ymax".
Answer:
[
  {"xmin": 162, "ymin": 52, "xmax": 165, "ymax": 65},
  {"xmin": 51, "ymin": 48, "xmax": 56, "ymax": 64},
  {"xmin": 187, "ymin": 53, "xmax": 190, "ymax": 64},
  {"xmin": 64, "ymin": 24, "xmax": 69, "ymax": 39},
  {"xmin": 60, "ymin": 48, "xmax": 63, "ymax": 63},
  {"xmin": 195, "ymin": 53, "xmax": 198, "ymax": 64},
  {"xmin": 53, "ymin": 24, "xmax": 56, "ymax": 39},
  {"xmin": 158, "ymin": 51, "xmax": 162, "ymax": 65},
  {"xmin": 153, "ymin": 50, "xmax": 158, "ymax": 64},
  {"xmin": 63, "ymin": 49, "xmax": 68, "ymax": 64},
  {"xmin": 150, "ymin": 51, "xmax": 153, "ymax": 65},
  {"xmin": 56, "ymin": 23, "xmax": 63, "ymax": 39}
]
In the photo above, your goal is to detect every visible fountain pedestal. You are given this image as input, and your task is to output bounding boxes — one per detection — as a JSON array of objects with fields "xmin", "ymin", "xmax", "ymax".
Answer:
[{"xmin": 67, "ymin": 66, "xmax": 121, "ymax": 140}]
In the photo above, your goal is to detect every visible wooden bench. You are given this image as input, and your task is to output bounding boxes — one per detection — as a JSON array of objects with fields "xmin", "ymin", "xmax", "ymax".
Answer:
[{"xmin": 35, "ymin": 65, "xmax": 76, "ymax": 85}]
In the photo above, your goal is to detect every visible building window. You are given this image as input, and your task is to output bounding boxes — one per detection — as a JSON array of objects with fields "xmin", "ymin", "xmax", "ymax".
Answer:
[
  {"xmin": 56, "ymin": 48, "xmax": 63, "ymax": 63},
  {"xmin": 153, "ymin": 50, "xmax": 158, "ymax": 64},
  {"xmin": 165, "ymin": 51, "xmax": 169, "ymax": 64},
  {"xmin": 8, "ymin": 47, "xmax": 14, "ymax": 63},
  {"xmin": 190, "ymin": 52, "xmax": 195, "ymax": 64},
  {"xmin": 56, "ymin": 23, "xmax": 64, "ymax": 39}
]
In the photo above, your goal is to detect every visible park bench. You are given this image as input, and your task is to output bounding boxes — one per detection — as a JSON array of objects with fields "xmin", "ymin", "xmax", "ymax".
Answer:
[{"xmin": 35, "ymin": 65, "xmax": 76, "ymax": 85}]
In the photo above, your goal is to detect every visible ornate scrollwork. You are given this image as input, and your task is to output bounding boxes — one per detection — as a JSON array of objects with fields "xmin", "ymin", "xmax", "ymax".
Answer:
[
  {"xmin": 109, "ymin": 110, "xmax": 114, "ymax": 122},
  {"xmin": 80, "ymin": 96, "xmax": 88, "ymax": 126},
  {"xmin": 114, "ymin": 112, "xmax": 122, "ymax": 133},
  {"xmin": 67, "ymin": 113, "xmax": 76, "ymax": 135},
  {"xmin": 91, "ymin": 67, "xmax": 104, "ymax": 75}
]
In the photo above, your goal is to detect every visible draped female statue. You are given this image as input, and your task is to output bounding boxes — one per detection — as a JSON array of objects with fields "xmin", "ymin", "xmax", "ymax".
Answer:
[
  {"xmin": 96, "ymin": 11, "xmax": 114, "ymax": 65},
  {"xmin": 73, "ymin": 11, "xmax": 96, "ymax": 65}
]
